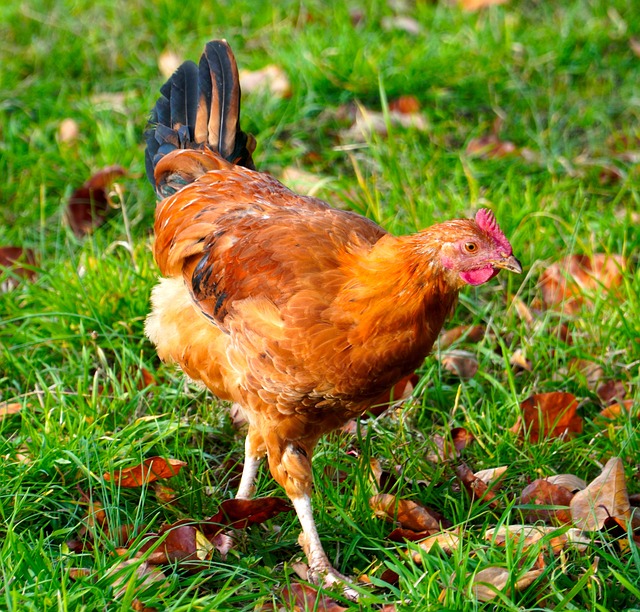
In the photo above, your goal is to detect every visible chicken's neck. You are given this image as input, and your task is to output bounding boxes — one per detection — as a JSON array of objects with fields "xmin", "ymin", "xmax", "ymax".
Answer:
[{"xmin": 341, "ymin": 229, "xmax": 462, "ymax": 338}]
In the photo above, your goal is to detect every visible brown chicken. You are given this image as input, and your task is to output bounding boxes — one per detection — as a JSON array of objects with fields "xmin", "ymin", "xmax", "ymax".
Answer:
[{"xmin": 144, "ymin": 40, "xmax": 521, "ymax": 598}]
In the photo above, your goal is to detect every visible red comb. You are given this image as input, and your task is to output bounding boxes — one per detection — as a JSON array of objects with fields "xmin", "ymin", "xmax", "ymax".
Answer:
[{"xmin": 475, "ymin": 209, "xmax": 512, "ymax": 254}]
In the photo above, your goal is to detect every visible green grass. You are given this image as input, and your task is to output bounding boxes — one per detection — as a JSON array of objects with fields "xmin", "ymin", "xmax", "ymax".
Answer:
[{"xmin": 1, "ymin": 0, "xmax": 639, "ymax": 610}]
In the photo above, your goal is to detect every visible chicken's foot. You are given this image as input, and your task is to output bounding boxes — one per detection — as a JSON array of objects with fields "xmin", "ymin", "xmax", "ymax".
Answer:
[{"xmin": 291, "ymin": 494, "xmax": 360, "ymax": 602}]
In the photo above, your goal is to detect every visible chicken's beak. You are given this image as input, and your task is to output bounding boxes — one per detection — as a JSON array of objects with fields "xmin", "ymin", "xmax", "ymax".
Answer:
[{"xmin": 493, "ymin": 255, "xmax": 523, "ymax": 274}]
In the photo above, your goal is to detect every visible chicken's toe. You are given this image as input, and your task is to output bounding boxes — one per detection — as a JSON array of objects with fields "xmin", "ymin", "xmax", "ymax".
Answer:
[{"xmin": 307, "ymin": 565, "xmax": 360, "ymax": 602}]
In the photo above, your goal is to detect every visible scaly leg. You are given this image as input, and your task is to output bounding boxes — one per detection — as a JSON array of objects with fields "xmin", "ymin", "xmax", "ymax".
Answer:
[
  {"xmin": 291, "ymin": 494, "xmax": 359, "ymax": 601},
  {"xmin": 269, "ymin": 442, "xmax": 359, "ymax": 601},
  {"xmin": 235, "ymin": 426, "xmax": 265, "ymax": 500}
]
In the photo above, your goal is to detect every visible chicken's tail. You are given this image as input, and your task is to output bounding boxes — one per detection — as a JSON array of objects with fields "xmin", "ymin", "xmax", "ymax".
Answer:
[{"xmin": 145, "ymin": 39, "xmax": 256, "ymax": 197}]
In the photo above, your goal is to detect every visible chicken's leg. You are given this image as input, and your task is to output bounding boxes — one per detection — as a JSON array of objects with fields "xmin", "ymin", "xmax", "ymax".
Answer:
[
  {"xmin": 270, "ymin": 441, "xmax": 360, "ymax": 601},
  {"xmin": 291, "ymin": 494, "xmax": 359, "ymax": 601},
  {"xmin": 236, "ymin": 425, "xmax": 266, "ymax": 500}
]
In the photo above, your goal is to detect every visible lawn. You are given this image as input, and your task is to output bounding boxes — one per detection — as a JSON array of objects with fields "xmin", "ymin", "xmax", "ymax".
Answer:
[{"xmin": 1, "ymin": 0, "xmax": 639, "ymax": 610}]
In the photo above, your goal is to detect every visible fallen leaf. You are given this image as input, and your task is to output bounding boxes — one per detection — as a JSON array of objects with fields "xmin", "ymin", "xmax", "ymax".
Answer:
[
  {"xmin": 158, "ymin": 49, "xmax": 182, "ymax": 78},
  {"xmin": 239, "ymin": 65, "xmax": 291, "ymax": 98},
  {"xmin": 106, "ymin": 559, "xmax": 167, "ymax": 598},
  {"xmin": 153, "ymin": 483, "xmax": 178, "ymax": 505},
  {"xmin": 597, "ymin": 380, "xmax": 627, "ymax": 405},
  {"xmin": 569, "ymin": 358, "xmax": 604, "ymax": 389},
  {"xmin": 341, "ymin": 104, "xmax": 428, "ymax": 142},
  {"xmin": 455, "ymin": 463, "xmax": 500, "ymax": 509},
  {"xmin": 461, "ymin": 0, "xmax": 509, "ymax": 11},
  {"xmin": 439, "ymin": 324, "xmax": 486, "ymax": 349},
  {"xmin": 0, "ymin": 247, "xmax": 37, "ymax": 290},
  {"xmin": 519, "ymin": 479, "xmax": 574, "ymax": 525},
  {"xmin": 539, "ymin": 254, "xmax": 627, "ymax": 315},
  {"xmin": 513, "ymin": 392, "xmax": 582, "ymax": 442},
  {"xmin": 369, "ymin": 373, "xmax": 420, "ymax": 416},
  {"xmin": 412, "ymin": 531, "xmax": 461, "ymax": 559},
  {"xmin": 426, "ymin": 427, "xmax": 475, "ymax": 463},
  {"xmin": 0, "ymin": 402, "xmax": 23, "ymax": 418},
  {"xmin": 380, "ymin": 16, "xmax": 422, "ymax": 35},
  {"xmin": 474, "ymin": 466, "xmax": 508, "ymax": 487},
  {"xmin": 545, "ymin": 474, "xmax": 587, "ymax": 493},
  {"xmin": 438, "ymin": 349, "xmax": 479, "ymax": 379},
  {"xmin": 597, "ymin": 400, "xmax": 636, "ymax": 421},
  {"xmin": 140, "ymin": 524, "xmax": 213, "ymax": 566},
  {"xmin": 68, "ymin": 567, "xmax": 92, "ymax": 580},
  {"xmin": 510, "ymin": 348, "xmax": 532, "ymax": 372},
  {"xmin": 208, "ymin": 497, "xmax": 292, "ymax": 530},
  {"xmin": 67, "ymin": 165, "xmax": 126, "ymax": 237},
  {"xmin": 470, "ymin": 566, "xmax": 543, "ymax": 602},
  {"xmin": 370, "ymin": 493, "xmax": 447, "ymax": 533},
  {"xmin": 104, "ymin": 456, "xmax": 187, "ymax": 487},
  {"xmin": 58, "ymin": 118, "xmax": 80, "ymax": 143},
  {"xmin": 570, "ymin": 457, "xmax": 631, "ymax": 531},
  {"xmin": 466, "ymin": 132, "xmax": 518, "ymax": 159},
  {"xmin": 281, "ymin": 583, "xmax": 348, "ymax": 612},
  {"xmin": 389, "ymin": 95, "xmax": 421, "ymax": 115},
  {"xmin": 631, "ymin": 38, "xmax": 640, "ymax": 58},
  {"xmin": 484, "ymin": 524, "xmax": 590, "ymax": 554}
]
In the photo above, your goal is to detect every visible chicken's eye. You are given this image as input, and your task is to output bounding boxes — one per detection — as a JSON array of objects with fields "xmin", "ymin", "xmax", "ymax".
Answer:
[{"xmin": 464, "ymin": 242, "xmax": 478, "ymax": 253}]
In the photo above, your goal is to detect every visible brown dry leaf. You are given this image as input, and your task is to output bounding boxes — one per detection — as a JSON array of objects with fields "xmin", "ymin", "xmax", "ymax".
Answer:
[
  {"xmin": 389, "ymin": 95, "xmax": 421, "ymax": 115},
  {"xmin": 597, "ymin": 400, "xmax": 636, "ymax": 421},
  {"xmin": 58, "ymin": 118, "xmax": 80, "ymax": 143},
  {"xmin": 539, "ymin": 254, "xmax": 627, "ymax": 315},
  {"xmin": 67, "ymin": 165, "xmax": 126, "ymax": 237},
  {"xmin": 630, "ymin": 38, "xmax": 640, "ymax": 58},
  {"xmin": 461, "ymin": 0, "xmax": 509, "ymax": 11},
  {"xmin": 466, "ymin": 133, "xmax": 518, "ymax": 159},
  {"xmin": 474, "ymin": 466, "xmax": 508, "ymax": 487},
  {"xmin": 104, "ymin": 457, "xmax": 187, "ymax": 487},
  {"xmin": 153, "ymin": 483, "xmax": 178, "ymax": 505},
  {"xmin": 0, "ymin": 402, "xmax": 23, "ymax": 418},
  {"xmin": 455, "ymin": 463, "xmax": 500, "ymax": 509},
  {"xmin": 513, "ymin": 392, "xmax": 582, "ymax": 442},
  {"xmin": 68, "ymin": 567, "xmax": 92, "ymax": 580},
  {"xmin": 412, "ymin": 531, "xmax": 461, "ymax": 560},
  {"xmin": 439, "ymin": 324, "xmax": 486, "ymax": 349},
  {"xmin": 510, "ymin": 348, "xmax": 532, "ymax": 372},
  {"xmin": 210, "ymin": 496, "xmax": 292, "ymax": 530},
  {"xmin": 439, "ymin": 349, "xmax": 478, "ymax": 379},
  {"xmin": 0, "ymin": 247, "xmax": 37, "ymax": 291},
  {"xmin": 545, "ymin": 474, "xmax": 587, "ymax": 493},
  {"xmin": 341, "ymin": 104, "xmax": 428, "ymax": 142},
  {"xmin": 141, "ymin": 524, "xmax": 213, "ymax": 566},
  {"xmin": 370, "ymin": 493, "xmax": 445, "ymax": 533},
  {"xmin": 470, "ymin": 566, "xmax": 543, "ymax": 602},
  {"xmin": 520, "ymin": 479, "xmax": 574, "ymax": 525},
  {"xmin": 570, "ymin": 457, "xmax": 631, "ymax": 531},
  {"xmin": 426, "ymin": 427, "xmax": 474, "ymax": 463},
  {"xmin": 380, "ymin": 16, "xmax": 422, "ymax": 35},
  {"xmin": 597, "ymin": 380, "xmax": 627, "ymax": 405},
  {"xmin": 485, "ymin": 524, "xmax": 590, "ymax": 554},
  {"xmin": 281, "ymin": 583, "xmax": 348, "ymax": 612},
  {"xmin": 239, "ymin": 65, "xmax": 291, "ymax": 98},
  {"xmin": 158, "ymin": 49, "xmax": 182, "ymax": 78},
  {"xmin": 569, "ymin": 358, "xmax": 604, "ymax": 389},
  {"xmin": 369, "ymin": 373, "xmax": 419, "ymax": 416},
  {"xmin": 107, "ymin": 559, "xmax": 167, "ymax": 598}
]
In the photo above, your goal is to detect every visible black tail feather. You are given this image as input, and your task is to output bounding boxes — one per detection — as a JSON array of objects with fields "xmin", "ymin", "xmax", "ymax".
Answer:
[{"xmin": 145, "ymin": 40, "xmax": 255, "ymax": 191}]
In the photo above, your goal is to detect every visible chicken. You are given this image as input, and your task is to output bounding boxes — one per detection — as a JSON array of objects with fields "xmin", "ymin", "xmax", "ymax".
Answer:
[{"xmin": 144, "ymin": 40, "xmax": 522, "ymax": 599}]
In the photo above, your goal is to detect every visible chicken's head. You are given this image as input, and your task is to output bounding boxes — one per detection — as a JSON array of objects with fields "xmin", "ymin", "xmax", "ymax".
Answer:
[{"xmin": 440, "ymin": 208, "xmax": 522, "ymax": 286}]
